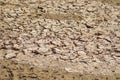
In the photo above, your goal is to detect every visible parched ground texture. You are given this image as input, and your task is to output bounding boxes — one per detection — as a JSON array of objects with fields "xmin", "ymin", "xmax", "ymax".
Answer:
[
  {"xmin": 0, "ymin": 0, "xmax": 120, "ymax": 80},
  {"xmin": 0, "ymin": 59, "xmax": 120, "ymax": 80}
]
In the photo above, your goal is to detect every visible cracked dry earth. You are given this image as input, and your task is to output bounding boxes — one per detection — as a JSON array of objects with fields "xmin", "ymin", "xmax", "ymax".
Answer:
[{"xmin": 0, "ymin": 0, "xmax": 120, "ymax": 80}]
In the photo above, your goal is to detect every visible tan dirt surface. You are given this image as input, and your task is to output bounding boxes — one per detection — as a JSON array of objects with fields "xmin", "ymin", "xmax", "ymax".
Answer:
[
  {"xmin": 0, "ymin": 59, "xmax": 120, "ymax": 80},
  {"xmin": 0, "ymin": 0, "xmax": 120, "ymax": 80}
]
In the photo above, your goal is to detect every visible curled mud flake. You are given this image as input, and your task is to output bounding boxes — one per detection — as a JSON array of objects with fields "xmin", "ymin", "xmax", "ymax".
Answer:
[
  {"xmin": 60, "ymin": 55, "xmax": 70, "ymax": 61},
  {"xmin": 113, "ymin": 53, "xmax": 120, "ymax": 57},
  {"xmin": 32, "ymin": 50, "xmax": 41, "ymax": 55},
  {"xmin": 103, "ymin": 37, "xmax": 112, "ymax": 43},
  {"xmin": 114, "ymin": 49, "xmax": 120, "ymax": 54},
  {"xmin": 113, "ymin": 44, "xmax": 120, "ymax": 52},
  {"xmin": 4, "ymin": 50, "xmax": 18, "ymax": 59},
  {"xmin": 51, "ymin": 48, "xmax": 61, "ymax": 54},
  {"xmin": 12, "ymin": 44, "xmax": 20, "ymax": 50},
  {"xmin": 84, "ymin": 23, "xmax": 94, "ymax": 28},
  {"xmin": 79, "ymin": 60, "xmax": 88, "ymax": 64}
]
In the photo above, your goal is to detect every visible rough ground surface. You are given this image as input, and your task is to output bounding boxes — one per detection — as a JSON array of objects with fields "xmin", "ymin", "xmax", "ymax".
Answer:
[
  {"xmin": 0, "ymin": 0, "xmax": 120, "ymax": 79},
  {"xmin": 0, "ymin": 59, "xmax": 120, "ymax": 80}
]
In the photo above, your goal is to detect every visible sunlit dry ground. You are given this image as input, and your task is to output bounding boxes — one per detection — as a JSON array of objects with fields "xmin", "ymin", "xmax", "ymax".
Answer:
[
  {"xmin": 0, "ymin": 0, "xmax": 120, "ymax": 80},
  {"xmin": 0, "ymin": 59, "xmax": 120, "ymax": 80}
]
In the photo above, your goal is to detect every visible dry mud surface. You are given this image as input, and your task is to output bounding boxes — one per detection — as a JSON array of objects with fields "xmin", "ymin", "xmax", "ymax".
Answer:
[
  {"xmin": 0, "ymin": 0, "xmax": 120, "ymax": 80},
  {"xmin": 0, "ymin": 59, "xmax": 120, "ymax": 80}
]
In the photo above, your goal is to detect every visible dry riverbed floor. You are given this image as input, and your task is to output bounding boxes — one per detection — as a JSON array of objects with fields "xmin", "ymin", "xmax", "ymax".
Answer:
[{"xmin": 0, "ymin": 0, "xmax": 120, "ymax": 80}]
